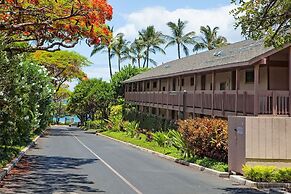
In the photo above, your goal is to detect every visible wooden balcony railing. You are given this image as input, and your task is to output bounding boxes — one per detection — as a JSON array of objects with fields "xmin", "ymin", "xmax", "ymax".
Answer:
[{"xmin": 125, "ymin": 90, "xmax": 290, "ymax": 117}]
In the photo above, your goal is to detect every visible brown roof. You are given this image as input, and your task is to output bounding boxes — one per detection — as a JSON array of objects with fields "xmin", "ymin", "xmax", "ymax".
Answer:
[{"xmin": 124, "ymin": 39, "xmax": 275, "ymax": 83}]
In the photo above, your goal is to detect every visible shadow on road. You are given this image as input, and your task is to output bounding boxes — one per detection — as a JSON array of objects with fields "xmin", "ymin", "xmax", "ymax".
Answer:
[
  {"xmin": 217, "ymin": 187, "xmax": 266, "ymax": 194},
  {"xmin": 0, "ymin": 155, "xmax": 103, "ymax": 193}
]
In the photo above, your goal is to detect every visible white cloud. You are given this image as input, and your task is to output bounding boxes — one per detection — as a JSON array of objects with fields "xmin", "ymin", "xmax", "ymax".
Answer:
[{"xmin": 116, "ymin": 5, "xmax": 242, "ymax": 43}]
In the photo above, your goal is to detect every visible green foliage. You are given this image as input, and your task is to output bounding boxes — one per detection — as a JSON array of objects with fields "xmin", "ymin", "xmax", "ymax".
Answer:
[
  {"xmin": 106, "ymin": 105, "xmax": 123, "ymax": 131},
  {"xmin": 276, "ymin": 168, "xmax": 291, "ymax": 183},
  {"xmin": 178, "ymin": 118, "xmax": 228, "ymax": 162},
  {"xmin": 123, "ymin": 106, "xmax": 176, "ymax": 132},
  {"xmin": 242, "ymin": 165, "xmax": 285, "ymax": 183},
  {"xmin": 67, "ymin": 78, "xmax": 113, "ymax": 124},
  {"xmin": 167, "ymin": 130, "xmax": 190, "ymax": 158},
  {"xmin": 231, "ymin": 0, "xmax": 291, "ymax": 48},
  {"xmin": 110, "ymin": 65, "xmax": 148, "ymax": 98},
  {"xmin": 0, "ymin": 40, "xmax": 53, "ymax": 150},
  {"xmin": 188, "ymin": 156, "xmax": 228, "ymax": 172},
  {"xmin": 165, "ymin": 19, "xmax": 196, "ymax": 59},
  {"xmin": 85, "ymin": 120, "xmax": 107, "ymax": 130},
  {"xmin": 123, "ymin": 121, "xmax": 139, "ymax": 138},
  {"xmin": 152, "ymin": 132, "xmax": 169, "ymax": 147},
  {"xmin": 193, "ymin": 25, "xmax": 227, "ymax": 52}
]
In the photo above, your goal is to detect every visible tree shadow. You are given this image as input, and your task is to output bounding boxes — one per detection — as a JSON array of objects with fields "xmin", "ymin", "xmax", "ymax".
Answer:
[
  {"xmin": 0, "ymin": 155, "xmax": 104, "ymax": 193},
  {"xmin": 217, "ymin": 187, "xmax": 266, "ymax": 194}
]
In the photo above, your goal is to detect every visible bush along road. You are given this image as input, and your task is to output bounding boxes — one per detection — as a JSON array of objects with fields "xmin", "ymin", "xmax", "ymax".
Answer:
[{"xmin": 0, "ymin": 126, "xmax": 265, "ymax": 194}]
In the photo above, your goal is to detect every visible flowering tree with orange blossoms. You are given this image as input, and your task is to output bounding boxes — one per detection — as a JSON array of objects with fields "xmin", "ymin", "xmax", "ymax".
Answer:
[{"xmin": 0, "ymin": 0, "xmax": 113, "ymax": 52}]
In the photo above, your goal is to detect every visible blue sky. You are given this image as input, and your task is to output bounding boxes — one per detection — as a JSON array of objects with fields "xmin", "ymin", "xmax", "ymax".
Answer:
[{"xmin": 68, "ymin": 0, "xmax": 243, "ymax": 89}]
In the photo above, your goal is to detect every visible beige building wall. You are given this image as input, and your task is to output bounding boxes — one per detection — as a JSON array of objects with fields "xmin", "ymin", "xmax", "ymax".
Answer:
[
  {"xmin": 136, "ymin": 65, "xmax": 287, "ymax": 92},
  {"xmin": 229, "ymin": 116, "xmax": 291, "ymax": 174},
  {"xmin": 239, "ymin": 67, "xmax": 268, "ymax": 91},
  {"xmin": 160, "ymin": 79, "xmax": 168, "ymax": 91}
]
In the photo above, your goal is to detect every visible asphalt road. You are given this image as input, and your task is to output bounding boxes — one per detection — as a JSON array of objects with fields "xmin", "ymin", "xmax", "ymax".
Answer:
[{"xmin": 0, "ymin": 126, "xmax": 265, "ymax": 194}]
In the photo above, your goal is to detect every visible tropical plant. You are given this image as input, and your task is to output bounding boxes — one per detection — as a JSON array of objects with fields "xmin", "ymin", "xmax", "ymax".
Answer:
[
  {"xmin": 165, "ymin": 19, "xmax": 196, "ymax": 59},
  {"xmin": 127, "ymin": 38, "xmax": 146, "ymax": 68},
  {"xmin": 194, "ymin": 25, "xmax": 228, "ymax": 52},
  {"xmin": 112, "ymin": 33, "xmax": 130, "ymax": 71},
  {"xmin": 123, "ymin": 121, "xmax": 140, "ymax": 138},
  {"xmin": 167, "ymin": 130, "xmax": 190, "ymax": 158},
  {"xmin": 231, "ymin": 0, "xmax": 291, "ymax": 48},
  {"xmin": 106, "ymin": 105, "xmax": 123, "ymax": 131},
  {"xmin": 138, "ymin": 26, "xmax": 166, "ymax": 68},
  {"xmin": 178, "ymin": 118, "xmax": 228, "ymax": 162},
  {"xmin": 152, "ymin": 132, "xmax": 169, "ymax": 147},
  {"xmin": 91, "ymin": 27, "xmax": 115, "ymax": 78},
  {"xmin": 0, "ymin": 0, "xmax": 113, "ymax": 52}
]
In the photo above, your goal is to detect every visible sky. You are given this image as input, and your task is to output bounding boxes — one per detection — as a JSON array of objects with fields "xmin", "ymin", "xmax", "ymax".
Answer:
[{"xmin": 68, "ymin": 0, "xmax": 244, "ymax": 90}]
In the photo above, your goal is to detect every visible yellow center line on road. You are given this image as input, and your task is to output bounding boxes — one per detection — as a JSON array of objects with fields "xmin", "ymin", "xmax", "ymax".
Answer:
[{"xmin": 72, "ymin": 133, "xmax": 143, "ymax": 194}]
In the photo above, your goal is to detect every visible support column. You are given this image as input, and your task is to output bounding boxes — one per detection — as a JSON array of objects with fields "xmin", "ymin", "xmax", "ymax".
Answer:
[
  {"xmin": 235, "ymin": 68, "xmax": 240, "ymax": 115},
  {"xmin": 289, "ymin": 47, "xmax": 291, "ymax": 116},
  {"xmin": 193, "ymin": 74, "xmax": 197, "ymax": 116},
  {"xmin": 254, "ymin": 64, "xmax": 260, "ymax": 116},
  {"xmin": 211, "ymin": 71, "xmax": 216, "ymax": 117},
  {"xmin": 157, "ymin": 79, "xmax": 161, "ymax": 91}
]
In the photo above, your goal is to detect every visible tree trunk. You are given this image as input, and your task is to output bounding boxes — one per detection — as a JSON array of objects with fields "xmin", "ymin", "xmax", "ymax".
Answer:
[
  {"xmin": 138, "ymin": 58, "xmax": 141, "ymax": 68},
  {"xmin": 118, "ymin": 55, "xmax": 121, "ymax": 71},
  {"xmin": 146, "ymin": 47, "xmax": 150, "ymax": 68},
  {"xmin": 108, "ymin": 48, "xmax": 113, "ymax": 78}
]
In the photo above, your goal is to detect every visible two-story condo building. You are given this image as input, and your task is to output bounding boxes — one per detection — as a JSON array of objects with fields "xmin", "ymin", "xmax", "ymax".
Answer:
[{"xmin": 124, "ymin": 39, "xmax": 291, "ymax": 120}]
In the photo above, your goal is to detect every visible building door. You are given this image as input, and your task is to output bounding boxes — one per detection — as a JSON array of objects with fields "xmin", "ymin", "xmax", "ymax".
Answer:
[
  {"xmin": 172, "ymin": 78, "xmax": 176, "ymax": 91},
  {"xmin": 201, "ymin": 75, "xmax": 206, "ymax": 90}
]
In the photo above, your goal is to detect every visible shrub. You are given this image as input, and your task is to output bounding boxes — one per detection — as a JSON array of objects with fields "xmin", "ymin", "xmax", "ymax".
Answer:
[
  {"xmin": 152, "ymin": 132, "xmax": 169, "ymax": 147},
  {"xmin": 123, "ymin": 106, "xmax": 177, "ymax": 132},
  {"xmin": 123, "ymin": 121, "xmax": 139, "ymax": 138},
  {"xmin": 107, "ymin": 105, "xmax": 123, "ymax": 131},
  {"xmin": 275, "ymin": 168, "xmax": 291, "ymax": 183},
  {"xmin": 85, "ymin": 120, "xmax": 106, "ymax": 130},
  {"xmin": 167, "ymin": 130, "xmax": 190, "ymax": 158},
  {"xmin": 178, "ymin": 118, "xmax": 228, "ymax": 162},
  {"xmin": 242, "ymin": 165, "xmax": 287, "ymax": 182}
]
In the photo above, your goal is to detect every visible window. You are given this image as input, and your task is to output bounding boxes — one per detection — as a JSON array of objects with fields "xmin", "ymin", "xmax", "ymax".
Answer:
[
  {"xmin": 220, "ymin": 82, "xmax": 226, "ymax": 90},
  {"xmin": 181, "ymin": 79, "xmax": 184, "ymax": 87},
  {"xmin": 162, "ymin": 86, "xmax": 166, "ymax": 91},
  {"xmin": 147, "ymin": 82, "xmax": 150, "ymax": 89},
  {"xmin": 153, "ymin": 81, "xmax": 157, "ymax": 88},
  {"xmin": 245, "ymin": 70, "xmax": 254, "ymax": 83},
  {"xmin": 190, "ymin": 77, "xmax": 194, "ymax": 86}
]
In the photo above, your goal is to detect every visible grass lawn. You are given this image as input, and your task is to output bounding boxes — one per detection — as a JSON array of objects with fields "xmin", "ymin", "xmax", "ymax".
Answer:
[{"xmin": 101, "ymin": 131, "xmax": 228, "ymax": 172}]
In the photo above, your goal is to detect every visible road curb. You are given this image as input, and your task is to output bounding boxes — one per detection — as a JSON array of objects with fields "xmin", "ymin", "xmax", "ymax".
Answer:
[
  {"xmin": 0, "ymin": 131, "xmax": 44, "ymax": 181},
  {"xmin": 97, "ymin": 133, "xmax": 229, "ymax": 178}
]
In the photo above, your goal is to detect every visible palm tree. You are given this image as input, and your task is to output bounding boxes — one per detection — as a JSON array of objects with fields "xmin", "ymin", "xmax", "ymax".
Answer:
[
  {"xmin": 91, "ymin": 27, "xmax": 114, "ymax": 78},
  {"xmin": 194, "ymin": 25, "xmax": 228, "ymax": 52},
  {"xmin": 127, "ymin": 38, "xmax": 145, "ymax": 68},
  {"xmin": 112, "ymin": 33, "xmax": 130, "ymax": 71},
  {"xmin": 165, "ymin": 19, "xmax": 196, "ymax": 59},
  {"xmin": 138, "ymin": 26, "xmax": 166, "ymax": 68}
]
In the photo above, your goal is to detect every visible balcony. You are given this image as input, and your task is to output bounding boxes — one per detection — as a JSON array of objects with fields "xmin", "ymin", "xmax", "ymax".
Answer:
[{"xmin": 125, "ymin": 90, "xmax": 290, "ymax": 117}]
